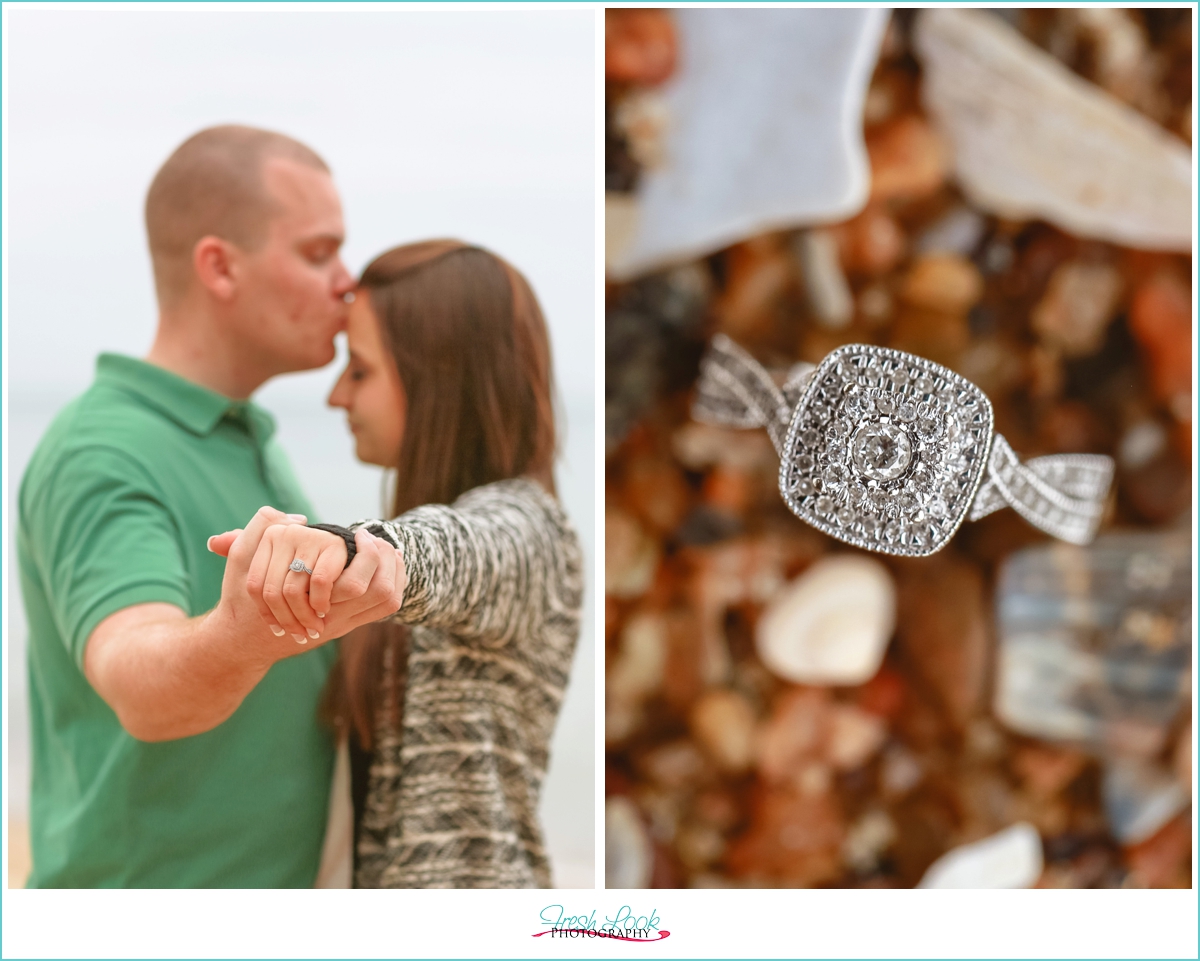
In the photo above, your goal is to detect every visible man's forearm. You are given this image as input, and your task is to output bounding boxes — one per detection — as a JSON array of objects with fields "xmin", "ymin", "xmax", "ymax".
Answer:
[{"xmin": 84, "ymin": 601, "xmax": 278, "ymax": 742}]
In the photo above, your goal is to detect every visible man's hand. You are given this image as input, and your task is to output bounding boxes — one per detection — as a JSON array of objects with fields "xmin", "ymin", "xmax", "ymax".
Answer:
[{"xmin": 208, "ymin": 515, "xmax": 406, "ymax": 645}]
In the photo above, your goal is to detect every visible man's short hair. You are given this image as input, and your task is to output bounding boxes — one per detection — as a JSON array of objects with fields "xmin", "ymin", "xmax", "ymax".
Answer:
[{"xmin": 145, "ymin": 125, "xmax": 329, "ymax": 305}]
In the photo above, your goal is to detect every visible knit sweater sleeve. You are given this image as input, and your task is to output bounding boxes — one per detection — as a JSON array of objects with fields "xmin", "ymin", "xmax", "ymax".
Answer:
[{"xmin": 349, "ymin": 478, "xmax": 582, "ymax": 646}]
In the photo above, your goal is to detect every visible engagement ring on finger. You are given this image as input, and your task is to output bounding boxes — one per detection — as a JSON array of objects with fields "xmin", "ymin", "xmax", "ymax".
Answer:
[
  {"xmin": 289, "ymin": 558, "xmax": 315, "ymax": 575},
  {"xmin": 694, "ymin": 334, "xmax": 1115, "ymax": 558}
]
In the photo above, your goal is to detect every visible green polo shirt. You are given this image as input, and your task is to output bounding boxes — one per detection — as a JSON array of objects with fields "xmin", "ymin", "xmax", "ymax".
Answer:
[{"xmin": 18, "ymin": 354, "xmax": 337, "ymax": 887}]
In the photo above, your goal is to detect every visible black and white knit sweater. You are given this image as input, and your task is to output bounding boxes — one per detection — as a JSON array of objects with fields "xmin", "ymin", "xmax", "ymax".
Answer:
[{"xmin": 349, "ymin": 478, "xmax": 583, "ymax": 888}]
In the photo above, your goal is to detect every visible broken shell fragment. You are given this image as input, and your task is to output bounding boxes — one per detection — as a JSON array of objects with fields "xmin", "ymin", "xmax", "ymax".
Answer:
[
  {"xmin": 918, "ymin": 822, "xmax": 1044, "ymax": 888},
  {"xmin": 756, "ymin": 555, "xmax": 896, "ymax": 686},
  {"xmin": 608, "ymin": 8, "xmax": 890, "ymax": 279},
  {"xmin": 915, "ymin": 8, "xmax": 1192, "ymax": 251}
]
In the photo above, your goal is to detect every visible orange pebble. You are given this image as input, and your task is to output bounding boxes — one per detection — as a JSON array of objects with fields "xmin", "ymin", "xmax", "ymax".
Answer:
[
  {"xmin": 714, "ymin": 236, "xmax": 793, "ymax": 340},
  {"xmin": 606, "ymin": 9, "xmax": 677, "ymax": 85},
  {"xmin": 867, "ymin": 114, "xmax": 949, "ymax": 203},
  {"xmin": 833, "ymin": 204, "xmax": 907, "ymax": 276},
  {"xmin": 701, "ymin": 466, "xmax": 752, "ymax": 515},
  {"xmin": 1129, "ymin": 271, "xmax": 1192, "ymax": 412}
]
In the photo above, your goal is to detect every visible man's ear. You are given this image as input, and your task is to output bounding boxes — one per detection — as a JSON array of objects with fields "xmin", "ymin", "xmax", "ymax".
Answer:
[{"xmin": 192, "ymin": 235, "xmax": 240, "ymax": 301}]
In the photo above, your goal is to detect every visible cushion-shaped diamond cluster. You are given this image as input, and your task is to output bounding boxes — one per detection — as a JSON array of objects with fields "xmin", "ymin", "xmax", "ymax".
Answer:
[{"xmin": 781, "ymin": 345, "xmax": 994, "ymax": 556}]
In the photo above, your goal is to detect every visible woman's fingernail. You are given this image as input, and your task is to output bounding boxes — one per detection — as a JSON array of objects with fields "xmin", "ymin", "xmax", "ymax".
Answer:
[
  {"xmin": 270, "ymin": 625, "xmax": 286, "ymax": 637},
  {"xmin": 207, "ymin": 536, "xmax": 215, "ymax": 551},
  {"xmin": 287, "ymin": 514, "xmax": 307, "ymax": 521},
  {"xmin": 317, "ymin": 612, "xmax": 326, "ymax": 618},
  {"xmin": 307, "ymin": 629, "xmax": 320, "ymax": 640},
  {"xmin": 291, "ymin": 634, "xmax": 307, "ymax": 644}
]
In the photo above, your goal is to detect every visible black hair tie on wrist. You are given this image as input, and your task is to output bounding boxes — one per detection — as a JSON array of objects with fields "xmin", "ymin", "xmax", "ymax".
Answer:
[{"xmin": 306, "ymin": 523, "xmax": 358, "ymax": 569}]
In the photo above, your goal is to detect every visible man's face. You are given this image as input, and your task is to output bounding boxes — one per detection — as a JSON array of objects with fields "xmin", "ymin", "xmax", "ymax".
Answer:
[{"xmin": 232, "ymin": 157, "xmax": 354, "ymax": 374}]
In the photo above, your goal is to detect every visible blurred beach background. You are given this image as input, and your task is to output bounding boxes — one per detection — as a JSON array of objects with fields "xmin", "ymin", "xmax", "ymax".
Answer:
[{"xmin": 6, "ymin": 9, "xmax": 596, "ymax": 888}]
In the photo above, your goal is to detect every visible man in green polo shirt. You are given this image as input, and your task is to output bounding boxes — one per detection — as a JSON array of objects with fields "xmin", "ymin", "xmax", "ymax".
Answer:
[{"xmin": 17, "ymin": 126, "xmax": 404, "ymax": 887}]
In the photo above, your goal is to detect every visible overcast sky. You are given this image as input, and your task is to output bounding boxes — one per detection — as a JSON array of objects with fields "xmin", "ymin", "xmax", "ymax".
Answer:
[{"xmin": 5, "ymin": 7, "xmax": 595, "ymax": 406}]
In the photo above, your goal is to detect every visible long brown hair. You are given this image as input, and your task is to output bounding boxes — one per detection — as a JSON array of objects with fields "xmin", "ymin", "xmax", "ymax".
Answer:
[{"xmin": 325, "ymin": 240, "xmax": 558, "ymax": 748}]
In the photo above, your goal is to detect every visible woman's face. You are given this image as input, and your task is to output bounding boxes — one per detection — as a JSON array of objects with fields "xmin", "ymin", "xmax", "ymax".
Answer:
[{"xmin": 328, "ymin": 292, "xmax": 406, "ymax": 467}]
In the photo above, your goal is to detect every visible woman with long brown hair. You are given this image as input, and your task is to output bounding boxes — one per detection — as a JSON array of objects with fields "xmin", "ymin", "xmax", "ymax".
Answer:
[{"xmin": 217, "ymin": 241, "xmax": 582, "ymax": 888}]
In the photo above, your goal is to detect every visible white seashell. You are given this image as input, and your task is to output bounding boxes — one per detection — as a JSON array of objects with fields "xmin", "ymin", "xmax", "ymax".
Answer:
[
  {"xmin": 607, "ymin": 9, "xmax": 890, "ymax": 279},
  {"xmin": 605, "ymin": 796, "xmax": 653, "ymax": 889},
  {"xmin": 755, "ymin": 554, "xmax": 896, "ymax": 685},
  {"xmin": 918, "ymin": 822, "xmax": 1044, "ymax": 889},
  {"xmin": 914, "ymin": 9, "xmax": 1192, "ymax": 252}
]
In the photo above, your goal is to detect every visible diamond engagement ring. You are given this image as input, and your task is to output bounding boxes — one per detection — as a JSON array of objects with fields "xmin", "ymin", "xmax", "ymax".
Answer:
[
  {"xmin": 693, "ymin": 334, "xmax": 1115, "ymax": 558},
  {"xmin": 289, "ymin": 558, "xmax": 315, "ymax": 575}
]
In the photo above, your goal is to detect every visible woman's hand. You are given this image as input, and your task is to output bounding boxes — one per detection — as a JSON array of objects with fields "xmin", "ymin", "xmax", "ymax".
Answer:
[
  {"xmin": 246, "ymin": 524, "xmax": 348, "ymax": 641},
  {"xmin": 210, "ymin": 519, "xmax": 406, "ymax": 644}
]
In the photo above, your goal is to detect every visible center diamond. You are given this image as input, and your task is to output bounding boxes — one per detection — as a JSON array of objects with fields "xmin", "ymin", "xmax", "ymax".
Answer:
[{"xmin": 851, "ymin": 422, "xmax": 912, "ymax": 482}]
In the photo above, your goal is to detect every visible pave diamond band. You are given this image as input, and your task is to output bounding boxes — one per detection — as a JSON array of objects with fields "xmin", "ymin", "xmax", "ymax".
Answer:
[{"xmin": 693, "ymin": 335, "xmax": 1115, "ymax": 557}]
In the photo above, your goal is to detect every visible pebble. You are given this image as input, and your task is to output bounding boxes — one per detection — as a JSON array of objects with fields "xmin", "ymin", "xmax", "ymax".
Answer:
[
  {"xmin": 834, "ymin": 204, "xmax": 907, "ymax": 276},
  {"xmin": 756, "ymin": 687, "xmax": 829, "ymax": 785},
  {"xmin": 756, "ymin": 555, "xmax": 897, "ymax": 686},
  {"xmin": 825, "ymin": 703, "xmax": 888, "ymax": 771},
  {"xmin": 622, "ymin": 454, "xmax": 691, "ymax": 533},
  {"xmin": 606, "ymin": 508, "xmax": 660, "ymax": 599},
  {"xmin": 714, "ymin": 236, "xmax": 794, "ymax": 339},
  {"xmin": 1128, "ymin": 270, "xmax": 1192, "ymax": 417},
  {"xmin": 688, "ymin": 537, "xmax": 809, "ymax": 687},
  {"xmin": 880, "ymin": 744, "xmax": 924, "ymax": 798},
  {"xmin": 1117, "ymin": 419, "xmax": 1168, "ymax": 471},
  {"xmin": 899, "ymin": 254, "xmax": 984, "ymax": 315},
  {"xmin": 794, "ymin": 229, "xmax": 854, "ymax": 329},
  {"xmin": 690, "ymin": 688, "xmax": 757, "ymax": 773},
  {"xmin": 915, "ymin": 9, "xmax": 1192, "ymax": 251},
  {"xmin": 725, "ymin": 787, "xmax": 845, "ymax": 885},
  {"xmin": 607, "ymin": 8, "xmax": 889, "ymax": 279},
  {"xmin": 915, "ymin": 206, "xmax": 987, "ymax": 258},
  {"xmin": 605, "ymin": 796, "xmax": 654, "ymax": 888},
  {"xmin": 917, "ymin": 822, "xmax": 1044, "ymax": 888},
  {"xmin": 1123, "ymin": 813, "xmax": 1191, "ymax": 888},
  {"xmin": 605, "ymin": 9, "xmax": 678, "ymax": 85},
  {"xmin": 1012, "ymin": 745, "xmax": 1087, "ymax": 800},
  {"xmin": 607, "ymin": 610, "xmax": 667, "ymax": 709},
  {"xmin": 857, "ymin": 284, "xmax": 894, "ymax": 326},
  {"xmin": 675, "ymin": 822, "xmax": 726, "ymax": 872},
  {"xmin": 895, "ymin": 555, "xmax": 988, "ymax": 731},
  {"xmin": 843, "ymin": 809, "xmax": 897, "ymax": 875},
  {"xmin": 1102, "ymin": 757, "xmax": 1190, "ymax": 845},
  {"xmin": 1030, "ymin": 260, "xmax": 1124, "ymax": 357},
  {"xmin": 640, "ymin": 739, "xmax": 709, "ymax": 789},
  {"xmin": 866, "ymin": 114, "xmax": 950, "ymax": 202}
]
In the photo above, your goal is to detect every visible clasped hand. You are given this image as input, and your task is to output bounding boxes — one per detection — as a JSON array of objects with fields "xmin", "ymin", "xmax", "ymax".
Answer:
[{"xmin": 208, "ymin": 508, "xmax": 406, "ymax": 646}]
